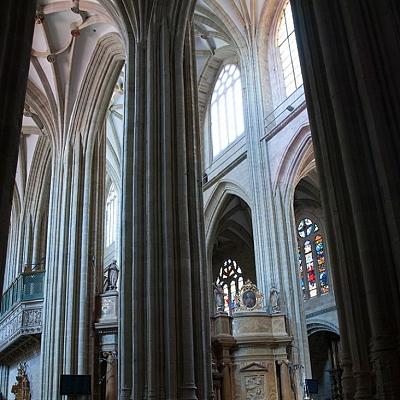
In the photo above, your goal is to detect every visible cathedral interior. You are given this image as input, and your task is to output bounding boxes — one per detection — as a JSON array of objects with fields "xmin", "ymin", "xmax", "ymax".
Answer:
[{"xmin": 0, "ymin": 0, "xmax": 399, "ymax": 399}]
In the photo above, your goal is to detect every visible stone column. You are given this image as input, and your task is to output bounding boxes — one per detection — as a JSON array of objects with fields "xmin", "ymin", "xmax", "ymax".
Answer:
[
  {"xmin": 291, "ymin": 0, "xmax": 400, "ymax": 398},
  {"xmin": 40, "ymin": 138, "xmax": 105, "ymax": 398},
  {"xmin": 0, "ymin": 0, "xmax": 36, "ymax": 298},
  {"xmin": 104, "ymin": 352, "xmax": 118, "ymax": 400},
  {"xmin": 0, "ymin": 365, "xmax": 10, "ymax": 399},
  {"xmin": 278, "ymin": 361, "xmax": 292, "ymax": 400},
  {"xmin": 39, "ymin": 36, "xmax": 122, "ymax": 397},
  {"xmin": 119, "ymin": 2, "xmax": 211, "ymax": 399}
]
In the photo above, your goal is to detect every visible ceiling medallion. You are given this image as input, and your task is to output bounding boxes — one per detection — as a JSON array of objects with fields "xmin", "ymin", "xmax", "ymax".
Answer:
[{"xmin": 71, "ymin": 29, "xmax": 81, "ymax": 38}]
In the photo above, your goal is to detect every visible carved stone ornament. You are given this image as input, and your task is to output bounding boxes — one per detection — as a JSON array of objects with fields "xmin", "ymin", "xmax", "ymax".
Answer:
[
  {"xmin": 234, "ymin": 280, "xmax": 264, "ymax": 312},
  {"xmin": 245, "ymin": 374, "xmax": 266, "ymax": 400}
]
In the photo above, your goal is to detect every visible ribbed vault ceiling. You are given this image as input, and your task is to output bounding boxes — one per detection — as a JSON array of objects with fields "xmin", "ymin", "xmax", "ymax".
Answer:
[{"xmin": 19, "ymin": 1, "xmax": 308, "ymax": 270}]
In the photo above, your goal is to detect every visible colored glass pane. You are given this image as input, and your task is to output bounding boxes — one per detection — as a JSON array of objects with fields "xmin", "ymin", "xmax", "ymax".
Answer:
[
  {"xmin": 315, "ymin": 234, "xmax": 329, "ymax": 294},
  {"xmin": 304, "ymin": 239, "xmax": 317, "ymax": 297},
  {"xmin": 297, "ymin": 217, "xmax": 330, "ymax": 299},
  {"xmin": 298, "ymin": 245, "xmax": 306, "ymax": 300},
  {"xmin": 298, "ymin": 218, "xmax": 313, "ymax": 238},
  {"xmin": 216, "ymin": 259, "xmax": 244, "ymax": 316}
]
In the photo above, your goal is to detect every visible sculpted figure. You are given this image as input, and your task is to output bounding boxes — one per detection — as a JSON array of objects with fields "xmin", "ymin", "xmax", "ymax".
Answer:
[
  {"xmin": 270, "ymin": 285, "xmax": 280, "ymax": 313},
  {"xmin": 213, "ymin": 283, "xmax": 225, "ymax": 313},
  {"xmin": 107, "ymin": 260, "xmax": 119, "ymax": 291}
]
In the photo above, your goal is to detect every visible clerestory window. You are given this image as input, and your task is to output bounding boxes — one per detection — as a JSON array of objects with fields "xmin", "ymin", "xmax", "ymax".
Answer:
[
  {"xmin": 211, "ymin": 64, "xmax": 244, "ymax": 157},
  {"xmin": 277, "ymin": 1, "xmax": 303, "ymax": 97},
  {"xmin": 105, "ymin": 183, "xmax": 117, "ymax": 247}
]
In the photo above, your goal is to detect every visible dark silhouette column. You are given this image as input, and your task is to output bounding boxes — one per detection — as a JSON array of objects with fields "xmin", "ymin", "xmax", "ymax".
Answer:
[
  {"xmin": 119, "ymin": 1, "xmax": 212, "ymax": 399},
  {"xmin": 291, "ymin": 0, "xmax": 400, "ymax": 399},
  {"xmin": 0, "ymin": 1, "xmax": 36, "ymax": 296}
]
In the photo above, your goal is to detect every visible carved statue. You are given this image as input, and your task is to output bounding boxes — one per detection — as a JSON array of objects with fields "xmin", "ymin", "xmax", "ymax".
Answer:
[
  {"xmin": 212, "ymin": 283, "xmax": 225, "ymax": 313},
  {"xmin": 107, "ymin": 260, "xmax": 119, "ymax": 291},
  {"xmin": 269, "ymin": 285, "xmax": 280, "ymax": 313}
]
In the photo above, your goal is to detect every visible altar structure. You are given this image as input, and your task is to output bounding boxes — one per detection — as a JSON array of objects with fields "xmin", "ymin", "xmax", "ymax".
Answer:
[{"xmin": 212, "ymin": 281, "xmax": 294, "ymax": 400}]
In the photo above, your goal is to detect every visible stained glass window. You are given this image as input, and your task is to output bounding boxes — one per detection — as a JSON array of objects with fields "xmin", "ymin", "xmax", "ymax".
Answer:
[
  {"xmin": 304, "ymin": 239, "xmax": 317, "ymax": 298},
  {"xmin": 298, "ymin": 245, "xmax": 306, "ymax": 299},
  {"xmin": 315, "ymin": 234, "xmax": 329, "ymax": 294},
  {"xmin": 298, "ymin": 218, "xmax": 313, "ymax": 238},
  {"xmin": 211, "ymin": 64, "xmax": 244, "ymax": 157},
  {"xmin": 297, "ymin": 218, "xmax": 329, "ymax": 299},
  {"xmin": 277, "ymin": 1, "xmax": 303, "ymax": 97},
  {"xmin": 215, "ymin": 258, "xmax": 244, "ymax": 315}
]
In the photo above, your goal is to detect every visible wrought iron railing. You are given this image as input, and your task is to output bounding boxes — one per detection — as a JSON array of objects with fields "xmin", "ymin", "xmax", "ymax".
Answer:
[
  {"xmin": 0, "ymin": 271, "xmax": 45, "ymax": 316},
  {"xmin": 264, "ymin": 85, "xmax": 306, "ymax": 135}
]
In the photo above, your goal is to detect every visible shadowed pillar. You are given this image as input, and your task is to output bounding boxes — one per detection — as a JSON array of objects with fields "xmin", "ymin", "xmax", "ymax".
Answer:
[
  {"xmin": 0, "ymin": 0, "xmax": 36, "ymax": 302},
  {"xmin": 291, "ymin": 0, "xmax": 400, "ymax": 398},
  {"xmin": 118, "ymin": 1, "xmax": 212, "ymax": 398}
]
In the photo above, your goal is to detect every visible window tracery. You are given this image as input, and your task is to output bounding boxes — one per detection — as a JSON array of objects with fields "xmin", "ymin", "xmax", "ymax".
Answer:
[
  {"xmin": 297, "ymin": 217, "xmax": 329, "ymax": 299},
  {"xmin": 211, "ymin": 64, "xmax": 244, "ymax": 157},
  {"xmin": 277, "ymin": 1, "xmax": 303, "ymax": 97},
  {"xmin": 215, "ymin": 258, "xmax": 244, "ymax": 315}
]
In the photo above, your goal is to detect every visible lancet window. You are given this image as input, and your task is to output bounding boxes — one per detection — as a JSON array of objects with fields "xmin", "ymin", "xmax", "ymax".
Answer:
[
  {"xmin": 297, "ymin": 218, "xmax": 329, "ymax": 299},
  {"xmin": 105, "ymin": 183, "xmax": 117, "ymax": 247},
  {"xmin": 277, "ymin": 1, "xmax": 303, "ymax": 97},
  {"xmin": 215, "ymin": 258, "xmax": 244, "ymax": 315},
  {"xmin": 211, "ymin": 64, "xmax": 244, "ymax": 157}
]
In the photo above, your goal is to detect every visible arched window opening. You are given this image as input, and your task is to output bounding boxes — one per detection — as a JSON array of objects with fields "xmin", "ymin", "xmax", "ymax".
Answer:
[
  {"xmin": 211, "ymin": 64, "xmax": 244, "ymax": 157},
  {"xmin": 105, "ymin": 183, "xmax": 117, "ymax": 247},
  {"xmin": 215, "ymin": 258, "xmax": 244, "ymax": 315},
  {"xmin": 297, "ymin": 218, "xmax": 329, "ymax": 300},
  {"xmin": 277, "ymin": 1, "xmax": 303, "ymax": 97}
]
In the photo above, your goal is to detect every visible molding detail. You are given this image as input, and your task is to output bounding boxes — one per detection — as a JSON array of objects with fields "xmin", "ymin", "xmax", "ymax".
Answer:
[
  {"xmin": 0, "ymin": 301, "xmax": 43, "ymax": 353},
  {"xmin": 305, "ymin": 306, "xmax": 336, "ymax": 319}
]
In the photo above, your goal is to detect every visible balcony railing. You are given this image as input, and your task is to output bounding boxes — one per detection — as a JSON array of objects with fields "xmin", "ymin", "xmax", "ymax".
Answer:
[
  {"xmin": 264, "ymin": 85, "xmax": 306, "ymax": 136},
  {"xmin": 1, "ymin": 271, "xmax": 45, "ymax": 316}
]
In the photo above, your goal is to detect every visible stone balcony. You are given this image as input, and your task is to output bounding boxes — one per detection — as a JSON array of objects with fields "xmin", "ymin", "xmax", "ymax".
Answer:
[{"xmin": 0, "ymin": 271, "xmax": 44, "ymax": 363}]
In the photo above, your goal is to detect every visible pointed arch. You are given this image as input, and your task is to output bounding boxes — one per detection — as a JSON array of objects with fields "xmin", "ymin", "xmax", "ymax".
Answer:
[
  {"xmin": 204, "ymin": 180, "xmax": 253, "ymax": 241},
  {"xmin": 307, "ymin": 319, "xmax": 339, "ymax": 336},
  {"xmin": 275, "ymin": 123, "xmax": 313, "ymax": 199},
  {"xmin": 69, "ymin": 32, "xmax": 125, "ymax": 152}
]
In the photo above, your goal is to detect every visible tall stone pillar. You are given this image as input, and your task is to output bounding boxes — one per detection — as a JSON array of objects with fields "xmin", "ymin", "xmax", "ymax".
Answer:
[
  {"xmin": 291, "ymin": 0, "xmax": 400, "ymax": 398},
  {"xmin": 0, "ymin": 365, "xmax": 10, "ymax": 399},
  {"xmin": 0, "ymin": 0, "xmax": 36, "ymax": 299},
  {"xmin": 39, "ymin": 33, "xmax": 123, "ymax": 396},
  {"xmin": 40, "ymin": 132, "xmax": 107, "ymax": 398},
  {"xmin": 119, "ymin": 1, "xmax": 211, "ymax": 399}
]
